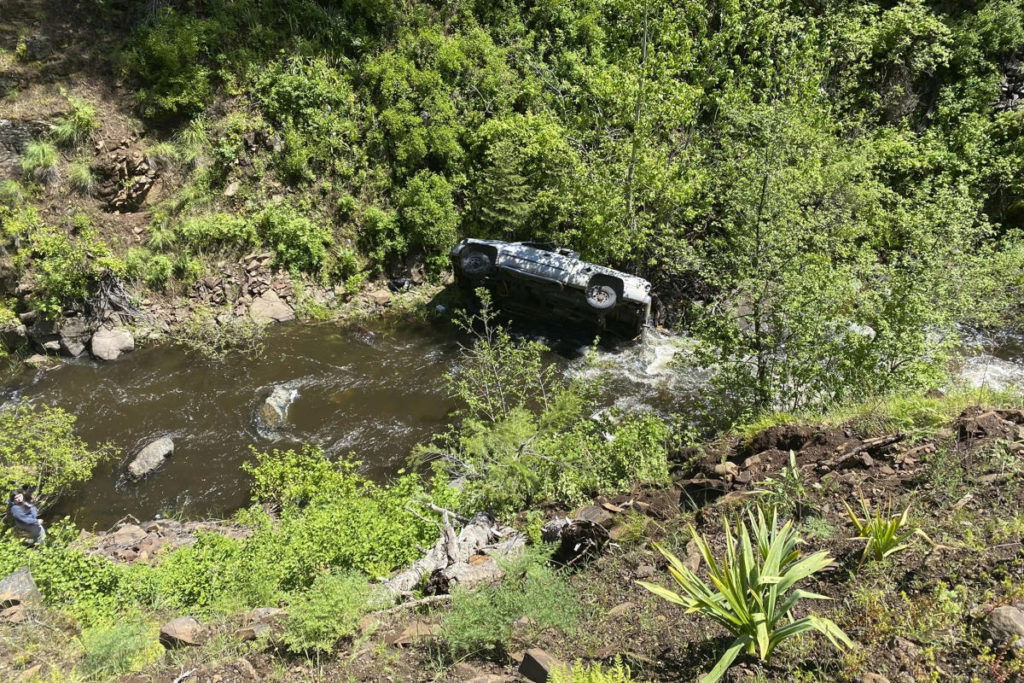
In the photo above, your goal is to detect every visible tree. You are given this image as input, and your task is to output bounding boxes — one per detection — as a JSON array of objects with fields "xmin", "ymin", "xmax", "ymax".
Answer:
[{"xmin": 0, "ymin": 401, "xmax": 112, "ymax": 507}]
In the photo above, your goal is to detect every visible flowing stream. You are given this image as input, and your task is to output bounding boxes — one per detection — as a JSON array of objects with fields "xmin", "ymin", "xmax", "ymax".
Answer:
[
  {"xmin": 0, "ymin": 318, "xmax": 692, "ymax": 528},
  {"xmin": 3, "ymin": 317, "xmax": 1021, "ymax": 529}
]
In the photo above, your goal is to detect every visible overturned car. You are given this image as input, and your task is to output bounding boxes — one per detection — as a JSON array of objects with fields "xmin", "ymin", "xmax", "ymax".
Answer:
[{"xmin": 450, "ymin": 238, "xmax": 652, "ymax": 339}]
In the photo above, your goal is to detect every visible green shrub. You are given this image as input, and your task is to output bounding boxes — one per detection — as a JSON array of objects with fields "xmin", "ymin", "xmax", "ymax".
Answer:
[
  {"xmin": 638, "ymin": 506, "xmax": 852, "ymax": 683},
  {"xmin": 0, "ymin": 401, "xmax": 113, "ymax": 505},
  {"xmin": 423, "ymin": 304, "xmax": 669, "ymax": 516},
  {"xmin": 68, "ymin": 162, "xmax": 95, "ymax": 196},
  {"xmin": 173, "ymin": 253, "xmax": 205, "ymax": 285},
  {"xmin": 125, "ymin": 248, "xmax": 174, "ymax": 289},
  {"xmin": 53, "ymin": 97, "xmax": 99, "ymax": 148},
  {"xmin": 175, "ymin": 212, "xmax": 257, "ymax": 250},
  {"xmin": 0, "ymin": 179, "xmax": 25, "ymax": 206},
  {"xmin": 0, "ymin": 522, "xmax": 134, "ymax": 624},
  {"xmin": 397, "ymin": 169, "xmax": 459, "ymax": 272},
  {"xmin": 442, "ymin": 547, "xmax": 581, "ymax": 655},
  {"xmin": 362, "ymin": 205, "xmax": 404, "ymax": 271},
  {"xmin": 77, "ymin": 617, "xmax": 162, "ymax": 680},
  {"xmin": 21, "ymin": 140, "xmax": 59, "ymax": 185},
  {"xmin": 5, "ymin": 209, "xmax": 114, "ymax": 316},
  {"xmin": 282, "ymin": 570, "xmax": 375, "ymax": 654},
  {"xmin": 121, "ymin": 9, "xmax": 219, "ymax": 119},
  {"xmin": 254, "ymin": 204, "xmax": 333, "ymax": 273}
]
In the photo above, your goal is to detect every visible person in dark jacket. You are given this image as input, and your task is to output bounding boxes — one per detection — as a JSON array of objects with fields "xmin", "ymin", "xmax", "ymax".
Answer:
[{"xmin": 7, "ymin": 490, "xmax": 45, "ymax": 545}]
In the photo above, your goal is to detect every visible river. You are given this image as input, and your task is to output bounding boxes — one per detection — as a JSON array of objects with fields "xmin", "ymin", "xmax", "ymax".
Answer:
[{"xmin": 4, "ymin": 317, "xmax": 1020, "ymax": 529}]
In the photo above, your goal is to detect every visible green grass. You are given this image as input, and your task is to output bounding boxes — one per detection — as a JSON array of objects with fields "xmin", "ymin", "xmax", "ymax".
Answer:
[
  {"xmin": 53, "ymin": 98, "xmax": 100, "ymax": 148},
  {"xmin": 76, "ymin": 618, "xmax": 163, "ymax": 680},
  {"xmin": 21, "ymin": 140, "xmax": 59, "ymax": 185},
  {"xmin": 68, "ymin": 162, "xmax": 95, "ymax": 196},
  {"xmin": 0, "ymin": 179, "xmax": 25, "ymax": 205}
]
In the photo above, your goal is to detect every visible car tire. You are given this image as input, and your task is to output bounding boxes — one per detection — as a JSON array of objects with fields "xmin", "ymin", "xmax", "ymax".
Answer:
[
  {"xmin": 460, "ymin": 248, "xmax": 494, "ymax": 278},
  {"xmin": 585, "ymin": 282, "xmax": 618, "ymax": 310}
]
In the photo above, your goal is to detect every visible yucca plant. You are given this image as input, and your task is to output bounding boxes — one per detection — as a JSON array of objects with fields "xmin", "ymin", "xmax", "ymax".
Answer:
[
  {"xmin": 638, "ymin": 506, "xmax": 852, "ymax": 683},
  {"xmin": 843, "ymin": 497, "xmax": 912, "ymax": 563}
]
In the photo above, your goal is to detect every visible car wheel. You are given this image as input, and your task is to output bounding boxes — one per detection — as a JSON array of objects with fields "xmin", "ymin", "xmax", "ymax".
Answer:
[
  {"xmin": 585, "ymin": 282, "xmax": 618, "ymax": 310},
  {"xmin": 460, "ymin": 248, "xmax": 494, "ymax": 278}
]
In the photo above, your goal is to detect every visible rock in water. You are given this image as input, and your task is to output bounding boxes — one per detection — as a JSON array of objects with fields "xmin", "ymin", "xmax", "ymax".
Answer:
[
  {"xmin": 257, "ymin": 386, "xmax": 298, "ymax": 431},
  {"xmin": 128, "ymin": 437, "xmax": 174, "ymax": 479},
  {"xmin": 249, "ymin": 290, "xmax": 295, "ymax": 323},
  {"xmin": 91, "ymin": 326, "xmax": 134, "ymax": 361}
]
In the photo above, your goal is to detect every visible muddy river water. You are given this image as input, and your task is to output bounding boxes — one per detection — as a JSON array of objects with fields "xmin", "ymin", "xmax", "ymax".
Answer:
[
  {"xmin": 1, "ymin": 317, "xmax": 691, "ymax": 528},
  {"xmin": 4, "ymin": 317, "xmax": 1021, "ymax": 529}
]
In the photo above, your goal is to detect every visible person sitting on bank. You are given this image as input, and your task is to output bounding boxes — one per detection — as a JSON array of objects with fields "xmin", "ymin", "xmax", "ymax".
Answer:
[{"xmin": 8, "ymin": 490, "xmax": 45, "ymax": 545}]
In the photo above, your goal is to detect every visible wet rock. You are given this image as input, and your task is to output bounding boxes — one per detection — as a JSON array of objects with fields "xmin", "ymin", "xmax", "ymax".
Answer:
[
  {"xmin": 57, "ymin": 316, "xmax": 92, "ymax": 357},
  {"xmin": 518, "ymin": 648, "xmax": 563, "ymax": 683},
  {"xmin": 160, "ymin": 616, "xmax": 208, "ymax": 648},
  {"xmin": 249, "ymin": 289, "xmax": 295, "ymax": 323},
  {"xmin": 91, "ymin": 326, "xmax": 134, "ymax": 361},
  {"xmin": 0, "ymin": 567, "xmax": 41, "ymax": 607},
  {"xmin": 988, "ymin": 605, "xmax": 1024, "ymax": 645},
  {"xmin": 23, "ymin": 353, "xmax": 56, "ymax": 369},
  {"xmin": 128, "ymin": 437, "xmax": 174, "ymax": 479},
  {"xmin": 257, "ymin": 386, "xmax": 298, "ymax": 431}
]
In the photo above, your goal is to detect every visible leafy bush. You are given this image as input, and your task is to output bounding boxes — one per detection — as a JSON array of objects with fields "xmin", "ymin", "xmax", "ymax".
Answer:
[
  {"xmin": 0, "ymin": 401, "xmax": 113, "ymax": 505},
  {"xmin": 639, "ymin": 506, "xmax": 852, "ymax": 683},
  {"xmin": 254, "ymin": 205, "xmax": 334, "ymax": 274},
  {"xmin": 423, "ymin": 304, "xmax": 669, "ymax": 516},
  {"xmin": 442, "ymin": 548, "xmax": 581, "ymax": 655},
  {"xmin": 282, "ymin": 570, "xmax": 374, "ymax": 654},
  {"xmin": 0, "ymin": 522, "xmax": 135, "ymax": 624},
  {"xmin": 844, "ymin": 497, "xmax": 914, "ymax": 563},
  {"xmin": 121, "ymin": 9, "xmax": 219, "ymax": 119},
  {"xmin": 6, "ymin": 212, "xmax": 115, "ymax": 317},
  {"xmin": 0, "ymin": 179, "xmax": 26, "ymax": 205},
  {"xmin": 124, "ymin": 248, "xmax": 174, "ymax": 289},
  {"xmin": 397, "ymin": 169, "xmax": 458, "ymax": 272},
  {"xmin": 53, "ymin": 98, "xmax": 99, "ymax": 148},
  {"xmin": 20, "ymin": 141, "xmax": 59, "ymax": 185},
  {"xmin": 174, "ymin": 212, "xmax": 257, "ymax": 250},
  {"xmin": 77, "ymin": 618, "xmax": 162, "ymax": 679}
]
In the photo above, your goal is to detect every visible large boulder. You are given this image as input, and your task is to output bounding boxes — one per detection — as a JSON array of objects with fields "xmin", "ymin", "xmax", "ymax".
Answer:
[
  {"xmin": 257, "ymin": 386, "xmax": 297, "ymax": 431},
  {"xmin": 249, "ymin": 290, "xmax": 294, "ymax": 323},
  {"xmin": 128, "ymin": 437, "xmax": 174, "ymax": 479},
  {"xmin": 988, "ymin": 605, "xmax": 1024, "ymax": 646},
  {"xmin": 91, "ymin": 326, "xmax": 134, "ymax": 361},
  {"xmin": 159, "ymin": 616, "xmax": 208, "ymax": 648},
  {"xmin": 0, "ymin": 567, "xmax": 41, "ymax": 607},
  {"xmin": 57, "ymin": 316, "xmax": 92, "ymax": 357}
]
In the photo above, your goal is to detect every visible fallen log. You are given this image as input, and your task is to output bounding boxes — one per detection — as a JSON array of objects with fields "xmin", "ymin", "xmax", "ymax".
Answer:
[{"xmin": 382, "ymin": 511, "xmax": 526, "ymax": 598}]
